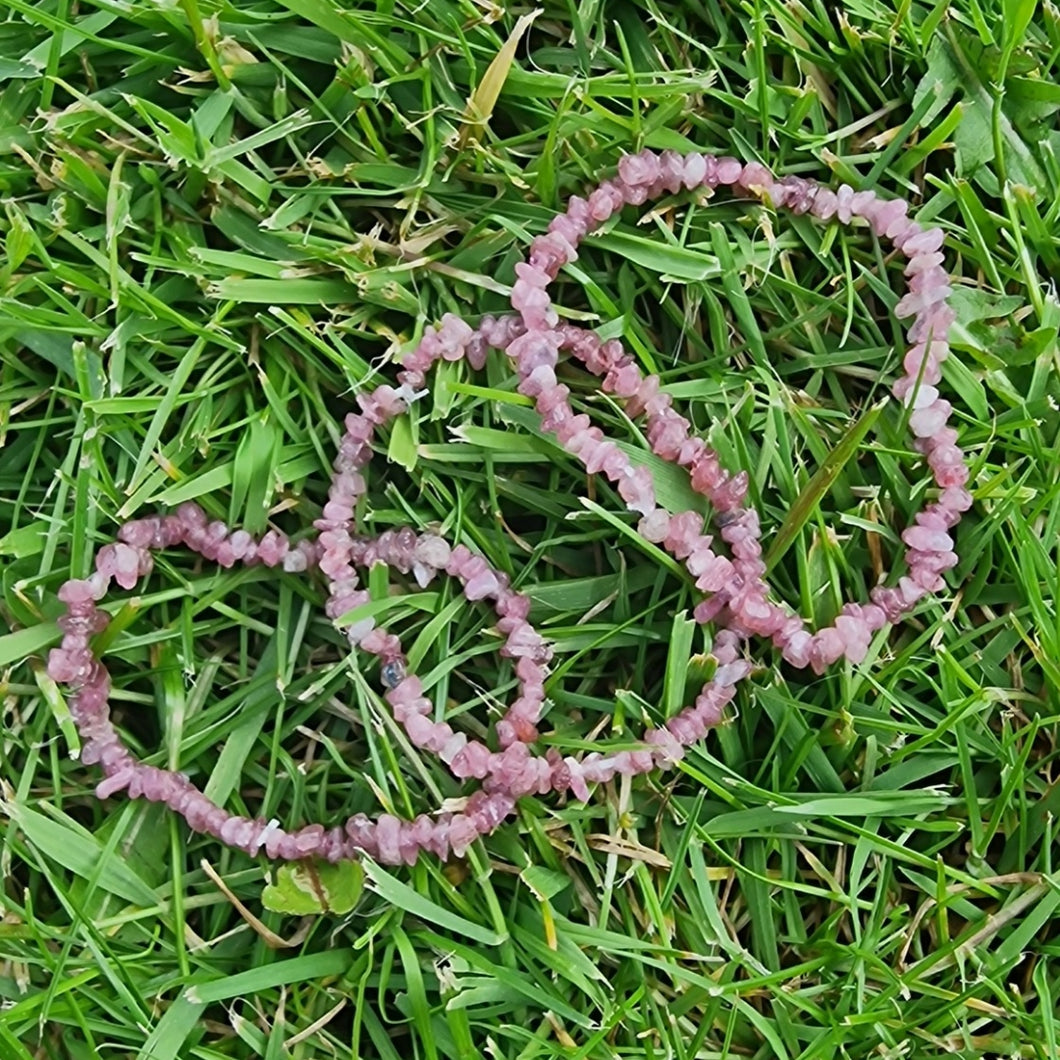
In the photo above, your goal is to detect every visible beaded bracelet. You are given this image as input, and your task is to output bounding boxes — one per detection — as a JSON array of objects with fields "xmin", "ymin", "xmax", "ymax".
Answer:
[{"xmin": 47, "ymin": 151, "xmax": 969, "ymax": 865}]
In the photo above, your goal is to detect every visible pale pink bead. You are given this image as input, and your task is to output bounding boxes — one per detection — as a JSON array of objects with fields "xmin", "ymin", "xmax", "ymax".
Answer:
[
  {"xmin": 908, "ymin": 306, "xmax": 956, "ymax": 343},
  {"xmin": 711, "ymin": 471, "xmax": 749, "ymax": 512},
  {"xmin": 644, "ymin": 729, "xmax": 684, "ymax": 766},
  {"xmin": 541, "ymin": 404, "xmax": 572, "ymax": 433},
  {"xmin": 905, "ymin": 251, "xmax": 945, "ymax": 276},
  {"xmin": 584, "ymin": 440, "xmax": 616, "ymax": 475},
  {"xmin": 605, "ymin": 361, "xmax": 642, "ymax": 398},
  {"xmin": 690, "ymin": 452, "xmax": 724, "ymax": 493},
  {"xmin": 809, "ymin": 628, "xmax": 845, "ymax": 675},
  {"xmin": 321, "ymin": 499, "xmax": 353, "ymax": 524},
  {"xmin": 58, "ymin": 579, "xmax": 100, "ymax": 606},
  {"xmin": 656, "ymin": 151, "xmax": 685, "ymax": 193},
  {"xmin": 118, "ymin": 518, "xmax": 159, "ymax": 548},
  {"xmin": 677, "ymin": 437, "xmax": 705, "ymax": 467},
  {"xmin": 915, "ymin": 507, "xmax": 951, "ymax": 531},
  {"xmin": 566, "ymin": 427, "xmax": 603, "ymax": 458},
  {"xmin": 588, "ymin": 188, "xmax": 615, "ymax": 221},
  {"xmin": 647, "ymin": 414, "xmax": 688, "ymax": 460},
  {"xmin": 714, "ymin": 660, "xmax": 750, "ymax": 686},
  {"xmin": 617, "ymin": 151, "xmax": 661, "ymax": 187},
  {"xmin": 548, "ymin": 213, "xmax": 584, "ymax": 246},
  {"xmin": 782, "ymin": 630, "xmax": 813, "ymax": 668},
  {"xmin": 923, "ymin": 427, "xmax": 958, "ymax": 451},
  {"xmin": 909, "ymin": 400, "xmax": 952, "ymax": 438},
  {"xmin": 936, "ymin": 461, "xmax": 969, "ymax": 488},
  {"xmin": 901, "ymin": 226, "xmax": 945, "ymax": 255},
  {"xmin": 715, "ymin": 157, "xmax": 742, "ymax": 184},
  {"xmin": 106, "ymin": 543, "xmax": 142, "ymax": 590},
  {"xmin": 912, "ymin": 567, "xmax": 945, "ymax": 591},
  {"xmin": 848, "ymin": 190, "xmax": 877, "ymax": 219},
  {"xmin": 627, "ymin": 375, "xmax": 660, "ymax": 417},
  {"xmin": 617, "ymin": 465, "xmax": 655, "ymax": 515},
  {"xmin": 682, "ymin": 152, "xmax": 707, "ymax": 188},
  {"xmin": 511, "ymin": 280, "xmax": 555, "ymax": 328},
  {"xmin": 503, "ymin": 623, "xmax": 552, "ymax": 662},
  {"xmin": 909, "ymin": 267, "xmax": 950, "ymax": 294},
  {"xmin": 623, "ymin": 183, "xmax": 648, "ymax": 205},
  {"xmin": 736, "ymin": 161, "xmax": 771, "ymax": 190},
  {"xmin": 500, "ymin": 595, "xmax": 533, "ymax": 623},
  {"xmin": 903, "ymin": 343, "xmax": 946, "ymax": 382},
  {"xmin": 835, "ymin": 615, "xmax": 871, "ymax": 663},
  {"xmin": 886, "ymin": 217, "xmax": 920, "ymax": 246},
  {"xmin": 940, "ymin": 486, "xmax": 973, "ymax": 512},
  {"xmin": 48, "ymin": 647, "xmax": 89, "ymax": 684},
  {"xmin": 464, "ymin": 567, "xmax": 500, "ymax": 601},
  {"xmin": 255, "ymin": 530, "xmax": 288, "ymax": 566},
  {"xmin": 438, "ymin": 313, "xmax": 474, "ymax": 350},
  {"xmin": 664, "ymin": 511, "xmax": 703, "ymax": 558},
  {"xmin": 902, "ymin": 526, "xmax": 953, "ymax": 552},
  {"xmin": 691, "ymin": 553, "xmax": 736, "ymax": 593},
  {"xmin": 566, "ymin": 194, "xmax": 590, "ymax": 227},
  {"xmin": 835, "ymin": 184, "xmax": 855, "ymax": 222},
  {"xmin": 601, "ymin": 448, "xmax": 628, "ymax": 480},
  {"xmin": 638, "ymin": 509, "xmax": 671, "ymax": 543},
  {"xmin": 927, "ymin": 444, "xmax": 964, "ymax": 475},
  {"xmin": 96, "ymin": 767, "xmax": 136, "ymax": 800},
  {"xmin": 892, "ymin": 380, "xmax": 939, "ymax": 408},
  {"xmin": 528, "ymin": 234, "xmax": 567, "ymax": 276},
  {"xmin": 907, "ymin": 549, "xmax": 958, "ymax": 575},
  {"xmin": 895, "ymin": 287, "xmax": 951, "ymax": 318},
  {"xmin": 783, "ymin": 177, "xmax": 818, "ymax": 214},
  {"xmin": 518, "ymin": 364, "xmax": 557, "ymax": 398},
  {"xmin": 215, "ymin": 540, "xmax": 238, "ymax": 568},
  {"xmin": 176, "ymin": 502, "xmax": 207, "ymax": 529},
  {"xmin": 871, "ymin": 198, "xmax": 907, "ymax": 237},
  {"xmin": 508, "ymin": 331, "xmax": 560, "ymax": 372},
  {"xmin": 373, "ymin": 815, "xmax": 401, "ymax": 864},
  {"xmin": 448, "ymin": 815, "xmax": 479, "ymax": 858},
  {"xmin": 414, "ymin": 535, "xmax": 450, "ymax": 570},
  {"xmin": 738, "ymin": 593, "xmax": 784, "ymax": 636},
  {"xmin": 810, "ymin": 188, "xmax": 838, "ymax": 220}
]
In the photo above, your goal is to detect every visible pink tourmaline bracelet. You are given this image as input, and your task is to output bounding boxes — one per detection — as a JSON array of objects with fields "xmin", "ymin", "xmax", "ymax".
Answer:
[{"xmin": 46, "ymin": 150, "xmax": 969, "ymax": 865}]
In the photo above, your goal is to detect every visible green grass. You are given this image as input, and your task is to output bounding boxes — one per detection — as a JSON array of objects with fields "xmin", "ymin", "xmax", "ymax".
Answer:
[{"xmin": 1, "ymin": 0, "xmax": 1059, "ymax": 1056}]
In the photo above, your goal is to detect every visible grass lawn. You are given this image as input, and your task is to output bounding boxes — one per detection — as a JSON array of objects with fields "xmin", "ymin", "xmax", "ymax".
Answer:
[{"xmin": 2, "ymin": 0, "xmax": 1059, "ymax": 1056}]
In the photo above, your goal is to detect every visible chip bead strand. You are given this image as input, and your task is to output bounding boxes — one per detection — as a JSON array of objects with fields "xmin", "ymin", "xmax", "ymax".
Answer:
[{"xmin": 46, "ymin": 151, "xmax": 968, "ymax": 864}]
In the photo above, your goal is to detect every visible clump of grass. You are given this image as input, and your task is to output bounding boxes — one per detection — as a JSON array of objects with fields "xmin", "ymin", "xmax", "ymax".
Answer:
[{"xmin": 1, "ymin": 1, "xmax": 1058, "ymax": 1057}]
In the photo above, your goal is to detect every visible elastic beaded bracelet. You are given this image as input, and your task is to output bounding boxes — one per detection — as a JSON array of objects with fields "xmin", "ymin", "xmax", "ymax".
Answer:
[{"xmin": 47, "ymin": 151, "xmax": 968, "ymax": 864}]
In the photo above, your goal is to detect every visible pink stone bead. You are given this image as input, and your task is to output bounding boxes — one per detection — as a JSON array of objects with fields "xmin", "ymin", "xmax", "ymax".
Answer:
[
  {"xmin": 664, "ymin": 511, "xmax": 703, "ymax": 558},
  {"xmin": 58, "ymin": 579, "xmax": 100, "ymax": 606},
  {"xmin": 618, "ymin": 151, "xmax": 661, "ymax": 187},
  {"xmin": 905, "ymin": 252, "xmax": 945, "ymax": 276},
  {"xmin": 893, "ymin": 379, "xmax": 939, "ymax": 408},
  {"xmin": 909, "ymin": 400, "xmax": 952, "ymax": 438},
  {"xmin": 683, "ymin": 152, "xmax": 707, "ymax": 188},
  {"xmin": 638, "ymin": 510, "xmax": 670, "ymax": 543},
  {"xmin": 908, "ymin": 306, "xmax": 956, "ymax": 344},
  {"xmin": 941, "ymin": 486, "xmax": 973, "ymax": 512},
  {"xmin": 809, "ymin": 628, "xmax": 846, "ymax": 675},
  {"xmin": 902, "ymin": 526, "xmax": 954, "ymax": 552},
  {"xmin": 464, "ymin": 567, "xmax": 501, "ymax": 601},
  {"xmin": 737, "ymin": 161, "xmax": 771, "ymax": 190},
  {"xmin": 715, "ymin": 157, "xmax": 742, "ymax": 184},
  {"xmin": 617, "ymin": 465, "xmax": 655, "ymax": 515},
  {"xmin": 936, "ymin": 461, "xmax": 969, "ymax": 488},
  {"xmin": 835, "ymin": 184, "xmax": 855, "ymax": 223},
  {"xmin": 810, "ymin": 188, "xmax": 838, "ymax": 220},
  {"xmin": 872, "ymin": 198, "xmax": 907, "ymax": 237},
  {"xmin": 901, "ymin": 226, "xmax": 945, "ymax": 256}
]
